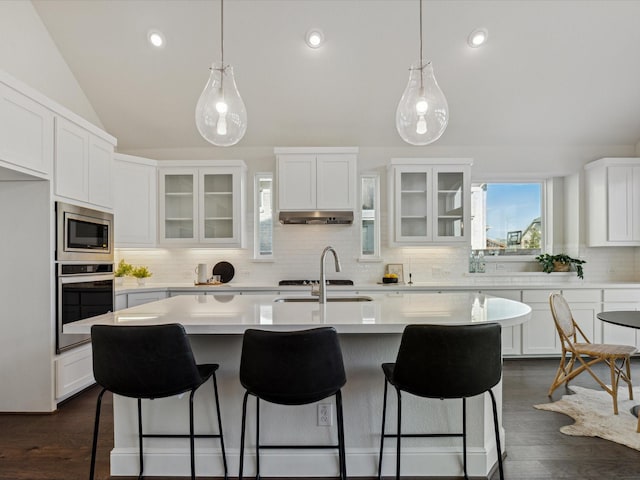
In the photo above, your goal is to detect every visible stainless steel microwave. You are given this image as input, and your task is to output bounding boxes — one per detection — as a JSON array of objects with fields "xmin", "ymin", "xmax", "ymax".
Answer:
[{"xmin": 56, "ymin": 202, "xmax": 114, "ymax": 262}]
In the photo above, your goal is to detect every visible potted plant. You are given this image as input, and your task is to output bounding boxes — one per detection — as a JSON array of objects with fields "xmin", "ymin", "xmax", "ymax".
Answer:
[
  {"xmin": 535, "ymin": 253, "xmax": 586, "ymax": 279},
  {"xmin": 131, "ymin": 265, "xmax": 152, "ymax": 286},
  {"xmin": 114, "ymin": 259, "xmax": 132, "ymax": 285}
]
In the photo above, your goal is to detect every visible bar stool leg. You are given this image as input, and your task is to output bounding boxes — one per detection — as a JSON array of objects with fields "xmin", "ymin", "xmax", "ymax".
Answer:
[
  {"xmin": 239, "ymin": 391, "xmax": 250, "ymax": 480},
  {"xmin": 256, "ymin": 397, "xmax": 261, "ymax": 480},
  {"xmin": 335, "ymin": 390, "xmax": 347, "ymax": 480},
  {"xmin": 137, "ymin": 398, "xmax": 144, "ymax": 479},
  {"xmin": 395, "ymin": 388, "xmax": 402, "ymax": 480},
  {"xmin": 212, "ymin": 373, "xmax": 229, "ymax": 480},
  {"xmin": 89, "ymin": 388, "xmax": 107, "ymax": 480},
  {"xmin": 462, "ymin": 397, "xmax": 468, "ymax": 480},
  {"xmin": 377, "ymin": 379, "xmax": 388, "ymax": 480},
  {"xmin": 488, "ymin": 390, "xmax": 504, "ymax": 480}
]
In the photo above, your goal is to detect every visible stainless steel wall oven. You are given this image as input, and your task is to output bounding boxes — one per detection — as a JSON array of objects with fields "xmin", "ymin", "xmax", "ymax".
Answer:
[{"xmin": 56, "ymin": 263, "xmax": 114, "ymax": 353}]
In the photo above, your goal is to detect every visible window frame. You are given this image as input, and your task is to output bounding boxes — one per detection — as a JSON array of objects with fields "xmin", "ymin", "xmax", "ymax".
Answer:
[
  {"xmin": 359, "ymin": 173, "xmax": 382, "ymax": 262},
  {"xmin": 470, "ymin": 177, "xmax": 548, "ymax": 261},
  {"xmin": 253, "ymin": 172, "xmax": 274, "ymax": 261}
]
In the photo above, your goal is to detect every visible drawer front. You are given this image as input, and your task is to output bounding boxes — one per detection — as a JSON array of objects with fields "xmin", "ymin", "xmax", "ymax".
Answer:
[
  {"xmin": 561, "ymin": 289, "xmax": 601, "ymax": 303},
  {"xmin": 522, "ymin": 290, "xmax": 559, "ymax": 303},
  {"xmin": 603, "ymin": 289, "xmax": 640, "ymax": 303},
  {"xmin": 480, "ymin": 290, "xmax": 521, "ymax": 301}
]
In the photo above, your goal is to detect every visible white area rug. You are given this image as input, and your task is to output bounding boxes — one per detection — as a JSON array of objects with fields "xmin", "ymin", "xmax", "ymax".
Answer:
[{"xmin": 534, "ymin": 386, "xmax": 640, "ymax": 450}]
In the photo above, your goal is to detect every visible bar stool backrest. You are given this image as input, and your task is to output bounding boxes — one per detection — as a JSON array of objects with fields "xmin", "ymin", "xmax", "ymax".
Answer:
[
  {"xmin": 91, "ymin": 324, "xmax": 203, "ymax": 399},
  {"xmin": 392, "ymin": 323, "xmax": 502, "ymax": 399},
  {"xmin": 240, "ymin": 327, "xmax": 346, "ymax": 405}
]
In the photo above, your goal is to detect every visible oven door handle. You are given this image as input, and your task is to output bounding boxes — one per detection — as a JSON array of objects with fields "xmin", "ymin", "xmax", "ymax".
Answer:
[{"xmin": 58, "ymin": 274, "xmax": 115, "ymax": 284}]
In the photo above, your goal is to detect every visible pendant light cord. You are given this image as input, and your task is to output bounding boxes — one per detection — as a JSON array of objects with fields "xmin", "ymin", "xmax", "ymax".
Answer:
[
  {"xmin": 220, "ymin": 0, "xmax": 224, "ymax": 66},
  {"xmin": 419, "ymin": 0, "xmax": 424, "ymax": 90}
]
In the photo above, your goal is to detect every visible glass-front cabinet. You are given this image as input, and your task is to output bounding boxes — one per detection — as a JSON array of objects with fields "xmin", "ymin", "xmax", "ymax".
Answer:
[
  {"xmin": 390, "ymin": 158, "xmax": 472, "ymax": 245},
  {"xmin": 159, "ymin": 161, "xmax": 246, "ymax": 246}
]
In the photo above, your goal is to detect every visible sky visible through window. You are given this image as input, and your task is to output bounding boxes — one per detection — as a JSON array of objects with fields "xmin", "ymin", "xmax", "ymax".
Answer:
[{"xmin": 486, "ymin": 183, "xmax": 541, "ymax": 241}]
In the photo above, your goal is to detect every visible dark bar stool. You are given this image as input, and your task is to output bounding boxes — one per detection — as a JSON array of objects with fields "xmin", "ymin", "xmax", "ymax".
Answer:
[
  {"xmin": 89, "ymin": 323, "xmax": 228, "ymax": 480},
  {"xmin": 238, "ymin": 327, "xmax": 347, "ymax": 480},
  {"xmin": 377, "ymin": 323, "xmax": 504, "ymax": 480}
]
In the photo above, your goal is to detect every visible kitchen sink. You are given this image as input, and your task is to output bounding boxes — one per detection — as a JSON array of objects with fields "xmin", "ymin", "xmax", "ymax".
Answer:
[{"xmin": 274, "ymin": 296, "xmax": 373, "ymax": 303}]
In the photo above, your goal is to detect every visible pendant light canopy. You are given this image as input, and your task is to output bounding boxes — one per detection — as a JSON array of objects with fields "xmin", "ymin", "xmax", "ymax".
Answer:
[
  {"xmin": 396, "ymin": 0, "xmax": 448, "ymax": 146},
  {"xmin": 196, "ymin": 0, "xmax": 247, "ymax": 147}
]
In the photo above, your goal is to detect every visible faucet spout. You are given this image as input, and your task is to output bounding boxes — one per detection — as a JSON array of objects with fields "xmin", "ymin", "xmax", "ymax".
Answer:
[{"xmin": 319, "ymin": 246, "xmax": 341, "ymax": 304}]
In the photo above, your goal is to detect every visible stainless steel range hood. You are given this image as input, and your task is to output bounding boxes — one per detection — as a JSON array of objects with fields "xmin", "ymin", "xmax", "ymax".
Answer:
[{"xmin": 278, "ymin": 211, "xmax": 354, "ymax": 225}]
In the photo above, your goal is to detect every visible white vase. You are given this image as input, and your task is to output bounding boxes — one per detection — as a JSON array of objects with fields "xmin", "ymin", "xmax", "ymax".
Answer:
[
  {"xmin": 115, "ymin": 277, "xmax": 124, "ymax": 286},
  {"xmin": 136, "ymin": 278, "xmax": 146, "ymax": 286}
]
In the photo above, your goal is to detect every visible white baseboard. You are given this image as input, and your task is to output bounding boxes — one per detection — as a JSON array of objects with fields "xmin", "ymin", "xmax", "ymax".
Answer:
[{"xmin": 110, "ymin": 445, "xmax": 501, "ymax": 477}]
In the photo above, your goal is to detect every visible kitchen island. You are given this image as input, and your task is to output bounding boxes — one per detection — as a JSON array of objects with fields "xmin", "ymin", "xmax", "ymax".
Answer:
[{"xmin": 67, "ymin": 291, "xmax": 531, "ymax": 478}]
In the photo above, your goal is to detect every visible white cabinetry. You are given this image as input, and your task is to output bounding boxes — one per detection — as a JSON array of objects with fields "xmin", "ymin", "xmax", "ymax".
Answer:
[
  {"xmin": 585, "ymin": 158, "xmax": 640, "ymax": 246},
  {"xmin": 55, "ymin": 344, "xmax": 94, "ymax": 402},
  {"xmin": 480, "ymin": 289, "xmax": 522, "ymax": 356},
  {"xmin": 521, "ymin": 289, "xmax": 600, "ymax": 355},
  {"xmin": 389, "ymin": 158, "xmax": 472, "ymax": 245},
  {"xmin": 601, "ymin": 289, "xmax": 640, "ymax": 347},
  {"xmin": 159, "ymin": 161, "xmax": 246, "ymax": 247},
  {"xmin": 0, "ymin": 82, "xmax": 53, "ymax": 177},
  {"xmin": 54, "ymin": 116, "xmax": 116, "ymax": 209},
  {"xmin": 113, "ymin": 154, "xmax": 157, "ymax": 247},
  {"xmin": 276, "ymin": 147, "xmax": 357, "ymax": 211},
  {"xmin": 127, "ymin": 291, "xmax": 168, "ymax": 308}
]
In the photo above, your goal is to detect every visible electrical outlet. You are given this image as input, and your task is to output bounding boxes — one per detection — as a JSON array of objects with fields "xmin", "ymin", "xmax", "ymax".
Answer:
[{"xmin": 317, "ymin": 403, "xmax": 333, "ymax": 426}]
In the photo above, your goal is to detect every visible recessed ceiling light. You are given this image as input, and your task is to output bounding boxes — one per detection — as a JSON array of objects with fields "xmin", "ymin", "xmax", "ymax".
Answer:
[
  {"xmin": 305, "ymin": 29, "xmax": 325, "ymax": 49},
  {"xmin": 467, "ymin": 28, "xmax": 488, "ymax": 48},
  {"xmin": 148, "ymin": 30, "xmax": 165, "ymax": 48}
]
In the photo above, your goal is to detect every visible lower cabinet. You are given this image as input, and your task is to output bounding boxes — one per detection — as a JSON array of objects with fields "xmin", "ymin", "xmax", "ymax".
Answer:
[
  {"xmin": 601, "ymin": 289, "xmax": 640, "ymax": 347},
  {"xmin": 126, "ymin": 291, "xmax": 168, "ymax": 308},
  {"xmin": 480, "ymin": 289, "xmax": 522, "ymax": 356},
  {"xmin": 55, "ymin": 343, "xmax": 94, "ymax": 402},
  {"xmin": 521, "ymin": 289, "xmax": 600, "ymax": 355}
]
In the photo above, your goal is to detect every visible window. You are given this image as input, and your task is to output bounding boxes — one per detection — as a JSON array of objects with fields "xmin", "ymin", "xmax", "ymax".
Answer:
[
  {"xmin": 471, "ymin": 182, "xmax": 543, "ymax": 255},
  {"xmin": 360, "ymin": 174, "xmax": 380, "ymax": 259},
  {"xmin": 254, "ymin": 173, "xmax": 273, "ymax": 259}
]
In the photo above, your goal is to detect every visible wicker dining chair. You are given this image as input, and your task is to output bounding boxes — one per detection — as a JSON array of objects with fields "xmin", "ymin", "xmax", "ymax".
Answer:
[{"xmin": 548, "ymin": 293, "xmax": 637, "ymax": 417}]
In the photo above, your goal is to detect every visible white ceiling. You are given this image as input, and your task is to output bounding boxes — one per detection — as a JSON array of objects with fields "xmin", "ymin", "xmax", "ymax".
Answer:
[{"xmin": 32, "ymin": 0, "xmax": 640, "ymax": 152}]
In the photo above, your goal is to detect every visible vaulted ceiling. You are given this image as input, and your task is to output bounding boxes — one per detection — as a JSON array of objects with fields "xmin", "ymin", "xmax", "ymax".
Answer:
[{"xmin": 32, "ymin": 0, "xmax": 640, "ymax": 152}]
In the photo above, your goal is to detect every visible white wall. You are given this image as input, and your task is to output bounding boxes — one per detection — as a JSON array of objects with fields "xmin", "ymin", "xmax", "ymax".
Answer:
[{"xmin": 0, "ymin": 1, "xmax": 103, "ymax": 128}]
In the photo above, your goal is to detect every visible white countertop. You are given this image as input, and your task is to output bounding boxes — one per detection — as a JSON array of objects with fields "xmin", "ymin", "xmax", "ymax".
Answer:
[{"xmin": 67, "ymin": 291, "xmax": 532, "ymax": 335}]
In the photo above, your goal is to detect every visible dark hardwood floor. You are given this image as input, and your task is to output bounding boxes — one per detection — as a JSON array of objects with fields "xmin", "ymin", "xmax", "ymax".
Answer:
[{"xmin": 1, "ymin": 358, "xmax": 640, "ymax": 479}]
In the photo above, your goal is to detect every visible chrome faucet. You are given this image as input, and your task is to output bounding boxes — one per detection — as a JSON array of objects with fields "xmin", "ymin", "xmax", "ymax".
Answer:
[{"xmin": 319, "ymin": 246, "xmax": 341, "ymax": 304}]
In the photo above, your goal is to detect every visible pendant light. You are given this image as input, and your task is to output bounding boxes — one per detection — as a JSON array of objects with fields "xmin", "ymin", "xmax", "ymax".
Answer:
[
  {"xmin": 195, "ymin": 0, "xmax": 247, "ymax": 146},
  {"xmin": 396, "ymin": 0, "xmax": 448, "ymax": 146}
]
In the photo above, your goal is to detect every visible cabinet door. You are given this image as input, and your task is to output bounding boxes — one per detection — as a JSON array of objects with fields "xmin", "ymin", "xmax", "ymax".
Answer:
[
  {"xmin": 200, "ymin": 168, "xmax": 241, "ymax": 245},
  {"xmin": 88, "ymin": 135, "xmax": 113, "ymax": 208},
  {"xmin": 55, "ymin": 117, "xmax": 89, "ymax": 202},
  {"xmin": 481, "ymin": 289, "xmax": 522, "ymax": 355},
  {"xmin": 277, "ymin": 154, "xmax": 316, "ymax": 210},
  {"xmin": 114, "ymin": 157, "xmax": 157, "ymax": 246},
  {"xmin": 394, "ymin": 166, "xmax": 431, "ymax": 243},
  {"xmin": 127, "ymin": 291, "xmax": 167, "ymax": 308},
  {"xmin": 600, "ymin": 302, "xmax": 639, "ymax": 347},
  {"xmin": 316, "ymin": 154, "xmax": 356, "ymax": 210},
  {"xmin": 159, "ymin": 169, "xmax": 197, "ymax": 242},
  {"xmin": 433, "ymin": 166, "xmax": 468, "ymax": 242},
  {"xmin": 0, "ymin": 83, "xmax": 53, "ymax": 176},
  {"xmin": 607, "ymin": 165, "xmax": 633, "ymax": 242}
]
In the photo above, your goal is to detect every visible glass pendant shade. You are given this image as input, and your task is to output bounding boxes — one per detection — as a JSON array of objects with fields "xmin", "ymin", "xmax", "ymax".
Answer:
[
  {"xmin": 196, "ymin": 62, "xmax": 247, "ymax": 147},
  {"xmin": 396, "ymin": 60, "xmax": 449, "ymax": 146}
]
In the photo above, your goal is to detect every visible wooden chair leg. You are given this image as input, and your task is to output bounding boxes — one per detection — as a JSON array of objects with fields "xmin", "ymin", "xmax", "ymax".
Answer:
[
  {"xmin": 625, "ymin": 356, "xmax": 634, "ymax": 401},
  {"xmin": 609, "ymin": 357, "xmax": 619, "ymax": 415}
]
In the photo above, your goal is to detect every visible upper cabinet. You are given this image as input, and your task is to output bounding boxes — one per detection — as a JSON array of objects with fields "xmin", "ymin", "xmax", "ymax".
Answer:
[
  {"xmin": 113, "ymin": 154, "xmax": 157, "ymax": 247},
  {"xmin": 585, "ymin": 158, "xmax": 640, "ymax": 247},
  {"xmin": 158, "ymin": 160, "xmax": 246, "ymax": 247},
  {"xmin": 54, "ymin": 116, "xmax": 116, "ymax": 209},
  {"xmin": 0, "ymin": 82, "xmax": 53, "ymax": 178},
  {"xmin": 389, "ymin": 158, "xmax": 472, "ymax": 246},
  {"xmin": 276, "ymin": 147, "xmax": 358, "ymax": 211}
]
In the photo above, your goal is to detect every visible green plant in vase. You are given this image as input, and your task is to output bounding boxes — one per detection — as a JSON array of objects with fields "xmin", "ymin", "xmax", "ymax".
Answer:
[
  {"xmin": 131, "ymin": 266, "xmax": 152, "ymax": 285},
  {"xmin": 535, "ymin": 253, "xmax": 586, "ymax": 279}
]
